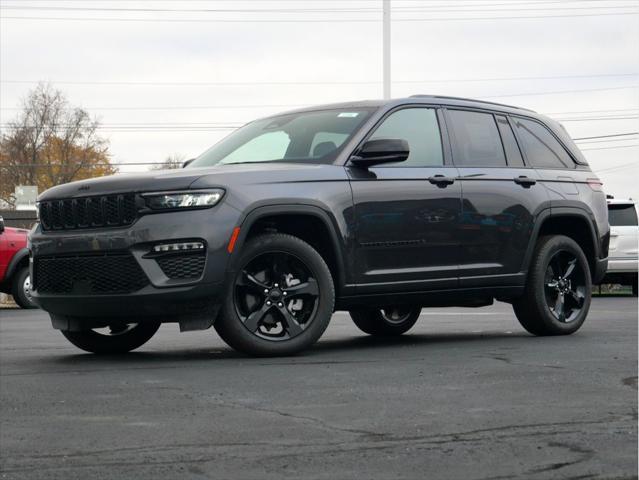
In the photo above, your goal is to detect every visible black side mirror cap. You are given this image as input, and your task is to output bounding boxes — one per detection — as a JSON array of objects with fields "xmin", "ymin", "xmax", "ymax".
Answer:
[
  {"xmin": 182, "ymin": 158, "xmax": 195, "ymax": 168},
  {"xmin": 349, "ymin": 138, "xmax": 409, "ymax": 168},
  {"xmin": 0, "ymin": 216, "xmax": 4, "ymax": 234}
]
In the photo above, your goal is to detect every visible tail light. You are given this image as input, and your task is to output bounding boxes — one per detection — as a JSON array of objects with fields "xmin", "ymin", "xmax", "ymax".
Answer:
[{"xmin": 586, "ymin": 178, "xmax": 603, "ymax": 192}]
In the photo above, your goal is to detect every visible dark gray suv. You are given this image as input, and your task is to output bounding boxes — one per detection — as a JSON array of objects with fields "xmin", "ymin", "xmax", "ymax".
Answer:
[{"xmin": 29, "ymin": 96, "xmax": 609, "ymax": 356}]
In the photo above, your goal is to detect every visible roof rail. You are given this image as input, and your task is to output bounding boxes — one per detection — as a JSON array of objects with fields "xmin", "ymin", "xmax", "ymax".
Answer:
[{"xmin": 408, "ymin": 94, "xmax": 536, "ymax": 113}]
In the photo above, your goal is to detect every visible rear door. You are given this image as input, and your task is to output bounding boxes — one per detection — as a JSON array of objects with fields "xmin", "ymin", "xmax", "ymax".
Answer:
[
  {"xmin": 348, "ymin": 106, "xmax": 462, "ymax": 293},
  {"xmin": 444, "ymin": 108, "xmax": 548, "ymax": 286}
]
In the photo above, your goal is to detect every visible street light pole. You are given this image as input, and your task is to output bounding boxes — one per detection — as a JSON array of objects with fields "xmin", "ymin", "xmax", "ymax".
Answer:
[{"xmin": 383, "ymin": 0, "xmax": 391, "ymax": 99}]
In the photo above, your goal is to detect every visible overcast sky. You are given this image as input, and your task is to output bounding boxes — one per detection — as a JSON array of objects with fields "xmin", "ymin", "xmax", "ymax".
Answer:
[{"xmin": 1, "ymin": 0, "xmax": 638, "ymax": 198}]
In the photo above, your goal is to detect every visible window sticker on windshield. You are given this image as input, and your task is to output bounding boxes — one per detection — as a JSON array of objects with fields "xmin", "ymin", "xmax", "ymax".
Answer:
[{"xmin": 338, "ymin": 112, "xmax": 359, "ymax": 118}]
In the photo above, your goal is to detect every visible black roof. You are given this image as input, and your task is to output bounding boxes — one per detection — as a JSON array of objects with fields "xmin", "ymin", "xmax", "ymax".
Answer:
[{"xmin": 284, "ymin": 96, "xmax": 536, "ymax": 116}]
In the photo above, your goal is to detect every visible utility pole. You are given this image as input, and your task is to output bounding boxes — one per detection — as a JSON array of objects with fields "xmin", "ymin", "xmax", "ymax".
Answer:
[{"xmin": 383, "ymin": 0, "xmax": 391, "ymax": 99}]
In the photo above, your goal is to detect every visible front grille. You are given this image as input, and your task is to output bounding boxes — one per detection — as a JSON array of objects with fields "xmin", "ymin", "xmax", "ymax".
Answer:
[
  {"xmin": 39, "ymin": 194, "xmax": 137, "ymax": 231},
  {"xmin": 156, "ymin": 254, "xmax": 206, "ymax": 280},
  {"xmin": 34, "ymin": 253, "xmax": 149, "ymax": 294}
]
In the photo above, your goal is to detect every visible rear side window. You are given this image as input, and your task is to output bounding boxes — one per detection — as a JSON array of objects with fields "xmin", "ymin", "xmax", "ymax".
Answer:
[
  {"xmin": 447, "ymin": 110, "xmax": 506, "ymax": 167},
  {"xmin": 513, "ymin": 117, "xmax": 574, "ymax": 169},
  {"xmin": 368, "ymin": 108, "xmax": 444, "ymax": 167},
  {"xmin": 495, "ymin": 115, "xmax": 524, "ymax": 167},
  {"xmin": 608, "ymin": 204, "xmax": 638, "ymax": 226}
]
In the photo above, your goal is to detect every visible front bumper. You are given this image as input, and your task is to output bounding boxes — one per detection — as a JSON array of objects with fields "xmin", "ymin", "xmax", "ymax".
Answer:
[{"xmin": 29, "ymin": 205, "xmax": 240, "ymax": 325}]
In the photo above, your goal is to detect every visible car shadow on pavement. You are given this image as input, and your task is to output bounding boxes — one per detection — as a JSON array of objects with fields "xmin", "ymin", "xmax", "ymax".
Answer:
[{"xmin": 47, "ymin": 331, "xmax": 537, "ymax": 366}]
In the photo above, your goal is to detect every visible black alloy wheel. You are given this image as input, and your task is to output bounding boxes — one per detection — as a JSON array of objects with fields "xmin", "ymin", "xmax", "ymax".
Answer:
[
  {"xmin": 61, "ymin": 321, "xmax": 161, "ymax": 354},
  {"xmin": 234, "ymin": 252, "xmax": 320, "ymax": 341},
  {"xmin": 215, "ymin": 233, "xmax": 334, "ymax": 356},
  {"xmin": 543, "ymin": 250, "xmax": 587, "ymax": 323},
  {"xmin": 350, "ymin": 305, "xmax": 421, "ymax": 336}
]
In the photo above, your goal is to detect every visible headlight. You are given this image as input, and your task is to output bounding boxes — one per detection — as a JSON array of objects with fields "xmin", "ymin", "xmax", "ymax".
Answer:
[{"xmin": 142, "ymin": 189, "xmax": 224, "ymax": 211}]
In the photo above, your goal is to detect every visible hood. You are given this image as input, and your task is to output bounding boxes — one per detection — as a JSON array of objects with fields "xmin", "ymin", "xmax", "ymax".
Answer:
[{"xmin": 38, "ymin": 162, "xmax": 346, "ymax": 201}]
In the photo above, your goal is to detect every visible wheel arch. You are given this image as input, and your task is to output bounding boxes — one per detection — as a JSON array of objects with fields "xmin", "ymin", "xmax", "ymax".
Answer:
[
  {"xmin": 525, "ymin": 207, "xmax": 600, "ymax": 279},
  {"xmin": 228, "ymin": 205, "xmax": 347, "ymax": 294},
  {"xmin": 4, "ymin": 247, "xmax": 29, "ymax": 285}
]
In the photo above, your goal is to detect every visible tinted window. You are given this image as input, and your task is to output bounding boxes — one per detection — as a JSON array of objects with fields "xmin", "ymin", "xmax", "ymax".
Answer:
[
  {"xmin": 368, "ymin": 108, "xmax": 443, "ymax": 167},
  {"xmin": 190, "ymin": 108, "xmax": 374, "ymax": 167},
  {"xmin": 513, "ymin": 117, "xmax": 573, "ymax": 169},
  {"xmin": 608, "ymin": 204, "xmax": 638, "ymax": 226},
  {"xmin": 496, "ymin": 115, "xmax": 524, "ymax": 167},
  {"xmin": 448, "ymin": 110, "xmax": 506, "ymax": 167}
]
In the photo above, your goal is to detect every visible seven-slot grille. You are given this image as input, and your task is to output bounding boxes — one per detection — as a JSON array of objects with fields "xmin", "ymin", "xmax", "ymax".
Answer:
[
  {"xmin": 39, "ymin": 194, "xmax": 137, "ymax": 231},
  {"xmin": 33, "ymin": 253, "xmax": 149, "ymax": 295}
]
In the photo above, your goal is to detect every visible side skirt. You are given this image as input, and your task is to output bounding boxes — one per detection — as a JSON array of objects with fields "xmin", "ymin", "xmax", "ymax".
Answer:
[{"xmin": 335, "ymin": 286, "xmax": 524, "ymax": 311}]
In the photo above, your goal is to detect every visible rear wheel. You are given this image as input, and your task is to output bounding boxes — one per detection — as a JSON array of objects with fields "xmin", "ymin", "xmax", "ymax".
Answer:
[
  {"xmin": 215, "ymin": 233, "xmax": 334, "ymax": 356},
  {"xmin": 12, "ymin": 266, "xmax": 37, "ymax": 309},
  {"xmin": 513, "ymin": 235, "xmax": 591, "ymax": 336},
  {"xmin": 61, "ymin": 321, "xmax": 161, "ymax": 354},
  {"xmin": 350, "ymin": 305, "xmax": 421, "ymax": 336}
]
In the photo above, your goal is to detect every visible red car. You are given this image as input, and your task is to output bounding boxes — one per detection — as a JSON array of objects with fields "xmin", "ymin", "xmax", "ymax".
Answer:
[{"xmin": 0, "ymin": 216, "xmax": 36, "ymax": 308}]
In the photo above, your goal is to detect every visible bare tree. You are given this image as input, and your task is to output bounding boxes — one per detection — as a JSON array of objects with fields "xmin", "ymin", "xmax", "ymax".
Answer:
[
  {"xmin": 0, "ymin": 83, "xmax": 114, "ymax": 207},
  {"xmin": 151, "ymin": 153, "xmax": 186, "ymax": 170}
]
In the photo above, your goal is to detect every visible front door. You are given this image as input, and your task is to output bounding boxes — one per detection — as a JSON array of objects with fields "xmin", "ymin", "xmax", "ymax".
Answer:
[{"xmin": 348, "ymin": 107, "xmax": 462, "ymax": 293}]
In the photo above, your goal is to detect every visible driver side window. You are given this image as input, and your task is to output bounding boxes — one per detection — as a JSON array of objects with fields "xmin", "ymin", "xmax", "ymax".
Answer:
[{"xmin": 369, "ymin": 108, "xmax": 444, "ymax": 167}]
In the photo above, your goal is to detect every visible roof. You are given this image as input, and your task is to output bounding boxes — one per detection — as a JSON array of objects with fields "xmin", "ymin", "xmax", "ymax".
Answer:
[{"xmin": 281, "ymin": 95, "xmax": 537, "ymax": 116}]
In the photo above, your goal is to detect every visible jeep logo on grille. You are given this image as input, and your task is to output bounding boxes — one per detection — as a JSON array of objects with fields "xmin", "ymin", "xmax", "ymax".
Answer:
[{"xmin": 78, "ymin": 185, "xmax": 90, "ymax": 191}]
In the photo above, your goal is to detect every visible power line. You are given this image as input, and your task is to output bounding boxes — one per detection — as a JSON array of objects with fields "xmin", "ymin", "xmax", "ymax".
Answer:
[
  {"xmin": 3, "ymin": 12, "xmax": 638, "ymax": 22},
  {"xmin": 580, "ymin": 144, "xmax": 639, "ymax": 151},
  {"xmin": 3, "ymin": 73, "xmax": 635, "ymax": 88},
  {"xmin": 3, "ymin": 4, "xmax": 638, "ymax": 13},
  {"xmin": 573, "ymin": 132, "xmax": 639, "ymax": 140}
]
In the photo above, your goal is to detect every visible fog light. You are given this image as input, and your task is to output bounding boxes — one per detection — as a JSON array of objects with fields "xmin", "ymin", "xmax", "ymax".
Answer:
[{"xmin": 153, "ymin": 241, "xmax": 204, "ymax": 253}]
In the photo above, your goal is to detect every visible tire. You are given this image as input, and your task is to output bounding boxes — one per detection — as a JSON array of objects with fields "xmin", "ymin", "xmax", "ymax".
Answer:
[
  {"xmin": 513, "ymin": 235, "xmax": 592, "ymax": 336},
  {"xmin": 349, "ymin": 306, "xmax": 421, "ymax": 336},
  {"xmin": 215, "ymin": 233, "xmax": 334, "ymax": 356},
  {"xmin": 61, "ymin": 321, "xmax": 161, "ymax": 354},
  {"xmin": 11, "ymin": 266, "xmax": 37, "ymax": 309}
]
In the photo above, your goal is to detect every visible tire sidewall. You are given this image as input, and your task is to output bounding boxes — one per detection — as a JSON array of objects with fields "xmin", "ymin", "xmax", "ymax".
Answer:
[
  {"xmin": 61, "ymin": 321, "xmax": 161, "ymax": 354},
  {"xmin": 217, "ymin": 234, "xmax": 335, "ymax": 356}
]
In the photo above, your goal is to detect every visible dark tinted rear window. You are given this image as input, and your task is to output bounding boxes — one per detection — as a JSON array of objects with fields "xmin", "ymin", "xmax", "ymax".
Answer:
[
  {"xmin": 608, "ymin": 204, "xmax": 638, "ymax": 226},
  {"xmin": 513, "ymin": 117, "xmax": 574, "ymax": 169},
  {"xmin": 448, "ymin": 110, "xmax": 506, "ymax": 167}
]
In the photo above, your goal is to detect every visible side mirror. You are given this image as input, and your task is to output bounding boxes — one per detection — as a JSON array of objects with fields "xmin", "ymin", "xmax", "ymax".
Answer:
[
  {"xmin": 182, "ymin": 158, "xmax": 195, "ymax": 168},
  {"xmin": 349, "ymin": 138, "xmax": 409, "ymax": 168},
  {"xmin": 0, "ymin": 216, "xmax": 4, "ymax": 234}
]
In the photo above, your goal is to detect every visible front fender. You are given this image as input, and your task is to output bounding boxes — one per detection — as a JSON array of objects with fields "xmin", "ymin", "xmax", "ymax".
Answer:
[{"xmin": 226, "ymin": 204, "xmax": 349, "ymax": 292}]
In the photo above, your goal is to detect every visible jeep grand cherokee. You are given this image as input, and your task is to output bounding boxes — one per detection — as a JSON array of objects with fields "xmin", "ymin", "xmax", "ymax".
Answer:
[{"xmin": 29, "ymin": 96, "xmax": 609, "ymax": 356}]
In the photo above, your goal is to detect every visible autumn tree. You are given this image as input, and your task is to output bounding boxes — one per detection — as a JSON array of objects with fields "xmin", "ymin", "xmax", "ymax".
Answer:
[
  {"xmin": 150, "ymin": 153, "xmax": 186, "ymax": 171},
  {"xmin": 0, "ymin": 83, "xmax": 115, "ymax": 207}
]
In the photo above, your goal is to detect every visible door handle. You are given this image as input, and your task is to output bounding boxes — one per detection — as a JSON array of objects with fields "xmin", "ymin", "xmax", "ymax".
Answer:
[
  {"xmin": 513, "ymin": 175, "xmax": 536, "ymax": 187},
  {"xmin": 428, "ymin": 175, "xmax": 455, "ymax": 187}
]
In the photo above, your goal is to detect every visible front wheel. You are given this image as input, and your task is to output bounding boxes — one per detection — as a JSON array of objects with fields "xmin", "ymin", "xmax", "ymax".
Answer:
[
  {"xmin": 12, "ymin": 266, "xmax": 37, "ymax": 309},
  {"xmin": 513, "ymin": 235, "xmax": 591, "ymax": 336},
  {"xmin": 215, "ymin": 233, "xmax": 335, "ymax": 356},
  {"xmin": 61, "ymin": 321, "xmax": 161, "ymax": 354},
  {"xmin": 350, "ymin": 306, "xmax": 421, "ymax": 336}
]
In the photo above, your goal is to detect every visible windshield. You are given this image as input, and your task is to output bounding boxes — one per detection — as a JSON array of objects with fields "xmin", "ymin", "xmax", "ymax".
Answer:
[{"xmin": 188, "ymin": 108, "xmax": 376, "ymax": 168}]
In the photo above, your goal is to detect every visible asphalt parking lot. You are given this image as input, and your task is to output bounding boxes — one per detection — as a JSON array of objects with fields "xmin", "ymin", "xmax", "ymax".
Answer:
[{"xmin": 0, "ymin": 297, "xmax": 637, "ymax": 480}]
